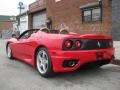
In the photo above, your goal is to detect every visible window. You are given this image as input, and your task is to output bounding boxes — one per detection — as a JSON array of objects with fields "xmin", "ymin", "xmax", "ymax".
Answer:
[
  {"xmin": 82, "ymin": 8, "xmax": 101, "ymax": 22},
  {"xmin": 19, "ymin": 31, "xmax": 30, "ymax": 39},
  {"xmin": 84, "ymin": 10, "xmax": 91, "ymax": 22},
  {"xmin": 19, "ymin": 29, "xmax": 39, "ymax": 39},
  {"xmin": 92, "ymin": 8, "xmax": 101, "ymax": 21}
]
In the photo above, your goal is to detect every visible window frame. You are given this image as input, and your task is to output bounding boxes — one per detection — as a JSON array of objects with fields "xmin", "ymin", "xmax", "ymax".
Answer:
[
  {"xmin": 18, "ymin": 29, "xmax": 39, "ymax": 39},
  {"xmin": 82, "ymin": 6, "xmax": 102, "ymax": 23}
]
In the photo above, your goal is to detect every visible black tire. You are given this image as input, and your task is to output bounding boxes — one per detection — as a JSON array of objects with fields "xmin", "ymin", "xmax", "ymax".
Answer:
[
  {"xmin": 6, "ymin": 44, "xmax": 14, "ymax": 59},
  {"xmin": 36, "ymin": 47, "xmax": 53, "ymax": 77}
]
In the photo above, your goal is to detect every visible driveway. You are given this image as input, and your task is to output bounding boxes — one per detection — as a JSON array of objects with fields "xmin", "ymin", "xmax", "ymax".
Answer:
[{"xmin": 0, "ymin": 39, "xmax": 120, "ymax": 90}]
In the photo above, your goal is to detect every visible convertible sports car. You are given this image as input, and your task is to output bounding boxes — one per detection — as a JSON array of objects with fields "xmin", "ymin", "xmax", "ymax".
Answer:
[{"xmin": 6, "ymin": 28, "xmax": 115, "ymax": 77}]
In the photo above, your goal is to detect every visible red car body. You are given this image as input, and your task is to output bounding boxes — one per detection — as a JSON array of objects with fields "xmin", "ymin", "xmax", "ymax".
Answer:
[{"xmin": 6, "ymin": 30, "xmax": 115, "ymax": 73}]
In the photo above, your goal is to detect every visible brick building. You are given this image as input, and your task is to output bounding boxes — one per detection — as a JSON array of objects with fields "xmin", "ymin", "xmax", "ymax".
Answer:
[
  {"xmin": 29, "ymin": 0, "xmax": 46, "ymax": 29},
  {"xmin": 0, "ymin": 15, "xmax": 15, "ymax": 38},
  {"xmin": 29, "ymin": 0, "xmax": 112, "ymax": 35}
]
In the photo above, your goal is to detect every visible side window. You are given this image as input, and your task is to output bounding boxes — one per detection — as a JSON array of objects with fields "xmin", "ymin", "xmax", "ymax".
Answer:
[
  {"xmin": 92, "ymin": 8, "xmax": 101, "ymax": 21},
  {"xmin": 19, "ymin": 29, "xmax": 38, "ymax": 39},
  {"xmin": 84, "ymin": 10, "xmax": 91, "ymax": 22},
  {"xmin": 19, "ymin": 31, "xmax": 31, "ymax": 39},
  {"xmin": 20, "ymin": 32, "xmax": 29, "ymax": 39}
]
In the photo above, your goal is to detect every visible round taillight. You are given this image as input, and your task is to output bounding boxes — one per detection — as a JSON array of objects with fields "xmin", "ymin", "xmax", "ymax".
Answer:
[
  {"xmin": 109, "ymin": 40, "xmax": 113, "ymax": 47},
  {"xmin": 64, "ymin": 40, "xmax": 72, "ymax": 48},
  {"xmin": 75, "ymin": 40, "xmax": 81, "ymax": 48}
]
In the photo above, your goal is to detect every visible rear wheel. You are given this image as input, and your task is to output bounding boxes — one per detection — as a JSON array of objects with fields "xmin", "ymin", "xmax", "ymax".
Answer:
[
  {"xmin": 6, "ymin": 44, "xmax": 13, "ymax": 59},
  {"xmin": 36, "ymin": 47, "xmax": 53, "ymax": 77}
]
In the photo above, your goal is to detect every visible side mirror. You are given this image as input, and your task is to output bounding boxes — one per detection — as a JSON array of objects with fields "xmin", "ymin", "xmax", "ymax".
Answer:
[{"xmin": 11, "ymin": 34, "xmax": 18, "ymax": 39}]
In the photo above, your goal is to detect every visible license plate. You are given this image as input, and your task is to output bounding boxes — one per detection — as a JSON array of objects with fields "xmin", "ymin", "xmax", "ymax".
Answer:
[{"xmin": 96, "ymin": 52, "xmax": 103, "ymax": 60}]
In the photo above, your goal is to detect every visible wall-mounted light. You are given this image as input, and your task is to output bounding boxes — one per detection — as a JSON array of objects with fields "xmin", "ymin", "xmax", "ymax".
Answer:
[
  {"xmin": 46, "ymin": 17, "xmax": 52, "ymax": 29},
  {"xmin": 98, "ymin": 0, "xmax": 102, "ymax": 6},
  {"xmin": 55, "ymin": 0, "xmax": 61, "ymax": 2},
  {"xmin": 98, "ymin": 0, "xmax": 102, "ymax": 22}
]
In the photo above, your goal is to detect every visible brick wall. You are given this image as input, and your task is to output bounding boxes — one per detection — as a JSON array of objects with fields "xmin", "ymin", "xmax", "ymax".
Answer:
[
  {"xmin": 0, "ymin": 21, "xmax": 13, "ymax": 31},
  {"xmin": 29, "ymin": 0, "xmax": 46, "ymax": 13},
  {"xmin": 0, "ymin": 21, "xmax": 13, "ymax": 38},
  {"xmin": 46, "ymin": 0, "xmax": 112, "ymax": 35}
]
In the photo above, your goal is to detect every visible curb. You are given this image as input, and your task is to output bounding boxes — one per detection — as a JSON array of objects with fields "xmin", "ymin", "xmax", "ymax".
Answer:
[{"xmin": 111, "ymin": 59, "xmax": 120, "ymax": 66}]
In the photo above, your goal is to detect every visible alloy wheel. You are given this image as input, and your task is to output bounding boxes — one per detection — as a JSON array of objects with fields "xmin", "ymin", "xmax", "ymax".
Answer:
[{"xmin": 36, "ymin": 50, "xmax": 49, "ymax": 74}]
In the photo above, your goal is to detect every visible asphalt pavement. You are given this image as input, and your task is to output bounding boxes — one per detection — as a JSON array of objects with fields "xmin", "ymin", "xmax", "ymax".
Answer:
[{"xmin": 0, "ymin": 39, "xmax": 120, "ymax": 90}]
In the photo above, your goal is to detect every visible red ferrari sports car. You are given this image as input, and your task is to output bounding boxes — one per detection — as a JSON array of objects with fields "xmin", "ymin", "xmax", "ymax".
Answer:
[{"xmin": 6, "ymin": 28, "xmax": 115, "ymax": 77}]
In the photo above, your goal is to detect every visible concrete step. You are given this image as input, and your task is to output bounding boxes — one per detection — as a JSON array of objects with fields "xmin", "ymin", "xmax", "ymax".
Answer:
[{"xmin": 111, "ymin": 59, "xmax": 120, "ymax": 66}]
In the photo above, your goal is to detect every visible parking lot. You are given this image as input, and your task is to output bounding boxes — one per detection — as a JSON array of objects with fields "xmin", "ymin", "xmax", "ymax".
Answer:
[{"xmin": 0, "ymin": 39, "xmax": 120, "ymax": 90}]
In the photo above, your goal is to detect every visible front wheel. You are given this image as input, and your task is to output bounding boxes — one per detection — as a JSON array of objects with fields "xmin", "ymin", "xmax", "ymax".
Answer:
[{"xmin": 36, "ymin": 47, "xmax": 53, "ymax": 77}]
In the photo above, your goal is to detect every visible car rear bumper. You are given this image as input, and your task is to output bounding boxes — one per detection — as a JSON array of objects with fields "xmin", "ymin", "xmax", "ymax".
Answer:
[{"xmin": 49, "ymin": 48, "xmax": 115, "ymax": 72}]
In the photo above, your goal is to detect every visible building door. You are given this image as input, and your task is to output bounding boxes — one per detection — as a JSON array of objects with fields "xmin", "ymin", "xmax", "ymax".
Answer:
[
  {"xmin": 33, "ymin": 11, "xmax": 46, "ymax": 29},
  {"xmin": 112, "ymin": 0, "xmax": 120, "ymax": 41}
]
